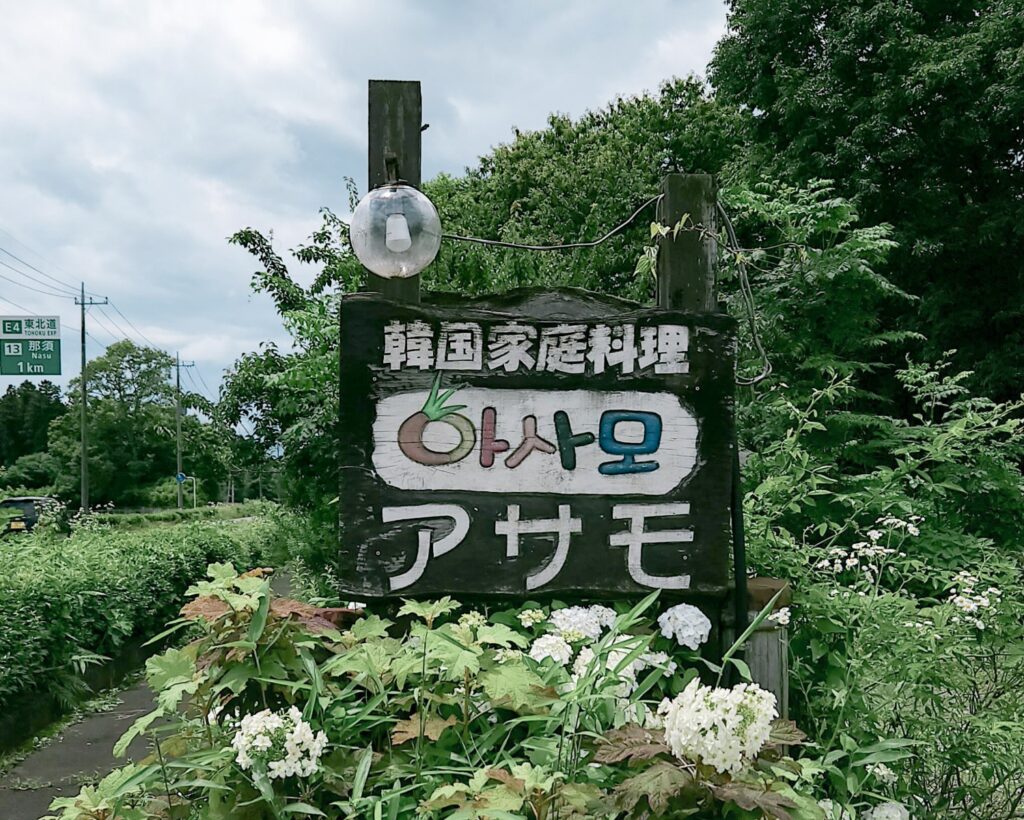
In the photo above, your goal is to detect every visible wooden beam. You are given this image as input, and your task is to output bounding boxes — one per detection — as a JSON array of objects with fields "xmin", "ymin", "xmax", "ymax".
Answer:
[
  {"xmin": 365, "ymin": 79, "xmax": 422, "ymax": 303},
  {"xmin": 656, "ymin": 174, "xmax": 717, "ymax": 312}
]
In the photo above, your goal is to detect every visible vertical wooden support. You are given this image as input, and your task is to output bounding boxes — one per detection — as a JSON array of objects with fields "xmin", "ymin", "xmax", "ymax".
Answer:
[
  {"xmin": 365, "ymin": 79, "xmax": 422, "ymax": 304},
  {"xmin": 747, "ymin": 578, "xmax": 791, "ymax": 716},
  {"xmin": 656, "ymin": 174, "xmax": 717, "ymax": 313}
]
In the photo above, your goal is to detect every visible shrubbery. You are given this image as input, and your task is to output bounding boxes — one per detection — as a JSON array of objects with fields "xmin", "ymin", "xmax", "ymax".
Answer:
[
  {"xmin": 0, "ymin": 518, "xmax": 278, "ymax": 711},
  {"xmin": 45, "ymin": 565, "xmax": 828, "ymax": 819}
]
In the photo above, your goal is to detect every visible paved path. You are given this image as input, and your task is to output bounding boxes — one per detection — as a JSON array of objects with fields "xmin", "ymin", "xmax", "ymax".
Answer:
[
  {"xmin": 0, "ymin": 569, "xmax": 293, "ymax": 819},
  {"xmin": 0, "ymin": 684, "xmax": 154, "ymax": 819}
]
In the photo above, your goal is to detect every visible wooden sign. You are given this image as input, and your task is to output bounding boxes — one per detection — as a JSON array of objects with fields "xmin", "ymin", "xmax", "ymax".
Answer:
[{"xmin": 338, "ymin": 289, "xmax": 736, "ymax": 599}]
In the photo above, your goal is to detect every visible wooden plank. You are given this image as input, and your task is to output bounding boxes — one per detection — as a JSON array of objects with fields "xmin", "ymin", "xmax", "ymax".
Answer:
[
  {"xmin": 657, "ymin": 174, "xmax": 717, "ymax": 312},
  {"xmin": 365, "ymin": 79, "xmax": 422, "ymax": 303},
  {"xmin": 337, "ymin": 289, "xmax": 737, "ymax": 601}
]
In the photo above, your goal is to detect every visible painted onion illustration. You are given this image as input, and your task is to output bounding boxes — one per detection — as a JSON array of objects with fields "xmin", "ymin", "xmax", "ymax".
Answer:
[{"xmin": 398, "ymin": 373, "xmax": 476, "ymax": 466}]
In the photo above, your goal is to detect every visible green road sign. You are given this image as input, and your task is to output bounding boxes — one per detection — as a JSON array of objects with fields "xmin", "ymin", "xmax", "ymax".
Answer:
[{"xmin": 0, "ymin": 316, "xmax": 62, "ymax": 376}]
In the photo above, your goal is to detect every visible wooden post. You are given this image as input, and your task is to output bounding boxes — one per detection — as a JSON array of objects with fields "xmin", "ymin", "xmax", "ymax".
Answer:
[
  {"xmin": 656, "ymin": 174, "xmax": 717, "ymax": 313},
  {"xmin": 746, "ymin": 578, "xmax": 791, "ymax": 717},
  {"xmin": 365, "ymin": 79, "xmax": 422, "ymax": 304}
]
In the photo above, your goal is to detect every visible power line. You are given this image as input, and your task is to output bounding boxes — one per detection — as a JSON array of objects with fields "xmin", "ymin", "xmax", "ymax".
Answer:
[
  {"xmin": 0, "ymin": 241, "xmax": 85, "ymax": 295},
  {"xmin": 87, "ymin": 308, "xmax": 122, "ymax": 343},
  {"xmin": 0, "ymin": 262, "xmax": 77, "ymax": 299},
  {"xmin": 194, "ymin": 366, "xmax": 219, "ymax": 401},
  {"xmin": 96, "ymin": 305, "xmax": 138, "ymax": 344},
  {"xmin": 0, "ymin": 256, "xmax": 78, "ymax": 297},
  {"xmin": 109, "ymin": 301, "xmax": 158, "ymax": 348}
]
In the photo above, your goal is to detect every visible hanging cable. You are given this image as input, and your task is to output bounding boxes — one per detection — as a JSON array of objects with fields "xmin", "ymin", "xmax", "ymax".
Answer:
[
  {"xmin": 442, "ymin": 194, "xmax": 662, "ymax": 251},
  {"xmin": 717, "ymin": 202, "xmax": 772, "ymax": 386},
  {"xmin": 108, "ymin": 301, "xmax": 158, "ymax": 349},
  {"xmin": 0, "ymin": 263, "xmax": 77, "ymax": 299}
]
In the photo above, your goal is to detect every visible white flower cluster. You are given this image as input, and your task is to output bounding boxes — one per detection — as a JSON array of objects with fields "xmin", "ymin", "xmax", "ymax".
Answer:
[
  {"xmin": 528, "ymin": 634, "xmax": 574, "ymax": 666},
  {"xmin": 949, "ymin": 571, "xmax": 1001, "ymax": 629},
  {"xmin": 768, "ymin": 607, "xmax": 791, "ymax": 626},
  {"xmin": 657, "ymin": 604, "xmax": 712, "ymax": 650},
  {"xmin": 877, "ymin": 514, "xmax": 923, "ymax": 538},
  {"xmin": 494, "ymin": 648, "xmax": 523, "ymax": 664},
  {"xmin": 517, "ymin": 608, "xmax": 546, "ymax": 628},
  {"xmin": 817, "ymin": 799, "xmax": 852, "ymax": 819},
  {"xmin": 231, "ymin": 706, "xmax": 327, "ymax": 780},
  {"xmin": 862, "ymin": 801, "xmax": 911, "ymax": 820},
  {"xmin": 660, "ymin": 678, "xmax": 777, "ymax": 774},
  {"xmin": 458, "ymin": 610, "xmax": 487, "ymax": 629},
  {"xmin": 868, "ymin": 762, "xmax": 898, "ymax": 784},
  {"xmin": 548, "ymin": 605, "xmax": 617, "ymax": 642}
]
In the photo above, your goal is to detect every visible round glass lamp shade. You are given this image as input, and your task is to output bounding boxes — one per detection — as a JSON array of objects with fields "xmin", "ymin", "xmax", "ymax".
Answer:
[{"xmin": 350, "ymin": 184, "xmax": 442, "ymax": 278}]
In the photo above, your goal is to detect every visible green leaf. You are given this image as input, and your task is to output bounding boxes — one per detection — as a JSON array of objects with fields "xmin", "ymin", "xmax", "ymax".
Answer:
[
  {"xmin": 352, "ymin": 614, "xmax": 393, "ymax": 641},
  {"xmin": 398, "ymin": 596, "xmax": 460, "ymax": 624},
  {"xmin": 283, "ymin": 803, "xmax": 327, "ymax": 816},
  {"xmin": 476, "ymin": 622, "xmax": 528, "ymax": 648},
  {"xmin": 247, "ymin": 584, "xmax": 272, "ymax": 644},
  {"xmin": 113, "ymin": 708, "xmax": 163, "ymax": 758},
  {"xmin": 351, "ymin": 746, "xmax": 373, "ymax": 803},
  {"xmin": 146, "ymin": 648, "xmax": 195, "ymax": 691},
  {"xmin": 480, "ymin": 662, "xmax": 553, "ymax": 712},
  {"xmin": 611, "ymin": 761, "xmax": 693, "ymax": 815}
]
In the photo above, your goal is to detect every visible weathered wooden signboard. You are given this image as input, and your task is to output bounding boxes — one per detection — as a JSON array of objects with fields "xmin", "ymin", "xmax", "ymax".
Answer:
[{"xmin": 338, "ymin": 288, "xmax": 736, "ymax": 599}]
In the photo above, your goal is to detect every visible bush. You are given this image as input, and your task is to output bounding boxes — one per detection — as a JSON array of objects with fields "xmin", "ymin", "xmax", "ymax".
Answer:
[
  {"xmin": 744, "ymin": 362, "xmax": 1024, "ymax": 817},
  {"xmin": 0, "ymin": 518, "xmax": 278, "ymax": 710},
  {"xmin": 46, "ymin": 566, "xmax": 830, "ymax": 819}
]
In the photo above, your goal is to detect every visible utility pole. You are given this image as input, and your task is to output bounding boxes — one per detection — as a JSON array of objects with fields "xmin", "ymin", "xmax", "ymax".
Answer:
[
  {"xmin": 75, "ymin": 283, "xmax": 108, "ymax": 511},
  {"xmin": 174, "ymin": 353, "xmax": 195, "ymax": 509}
]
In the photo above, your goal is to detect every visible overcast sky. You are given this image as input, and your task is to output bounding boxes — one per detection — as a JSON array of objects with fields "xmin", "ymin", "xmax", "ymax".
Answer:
[{"xmin": 0, "ymin": 1, "xmax": 726, "ymax": 398}]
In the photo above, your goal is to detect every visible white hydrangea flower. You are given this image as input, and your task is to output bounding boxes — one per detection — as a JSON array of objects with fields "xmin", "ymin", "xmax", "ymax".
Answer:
[
  {"xmin": 640, "ymin": 650, "xmax": 677, "ymax": 677},
  {"xmin": 549, "ymin": 606, "xmax": 613, "ymax": 641},
  {"xmin": 517, "ymin": 608, "xmax": 546, "ymax": 628},
  {"xmin": 661, "ymin": 678, "xmax": 777, "ymax": 774},
  {"xmin": 528, "ymin": 634, "xmax": 573, "ymax": 666},
  {"xmin": 458, "ymin": 611, "xmax": 487, "ymax": 629},
  {"xmin": 657, "ymin": 604, "xmax": 712, "ymax": 650},
  {"xmin": 863, "ymin": 802, "xmax": 911, "ymax": 820},
  {"xmin": 868, "ymin": 762, "xmax": 898, "ymax": 784},
  {"xmin": 494, "ymin": 648, "xmax": 523, "ymax": 664},
  {"xmin": 817, "ymin": 799, "xmax": 852, "ymax": 819},
  {"xmin": 231, "ymin": 706, "xmax": 327, "ymax": 780},
  {"xmin": 768, "ymin": 607, "xmax": 791, "ymax": 626}
]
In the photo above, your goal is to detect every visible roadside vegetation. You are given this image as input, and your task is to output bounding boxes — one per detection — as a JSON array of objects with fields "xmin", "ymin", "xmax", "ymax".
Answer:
[{"xmin": 0, "ymin": 516, "xmax": 280, "ymax": 715}]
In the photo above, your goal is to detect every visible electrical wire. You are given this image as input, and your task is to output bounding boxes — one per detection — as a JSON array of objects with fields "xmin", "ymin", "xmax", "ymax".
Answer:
[
  {"xmin": 96, "ymin": 305, "xmax": 139, "ymax": 345},
  {"xmin": 0, "ymin": 262, "xmax": 77, "ymax": 299},
  {"xmin": 0, "ymin": 257, "xmax": 78, "ymax": 297},
  {"xmin": 0, "ymin": 241, "xmax": 85, "ymax": 295},
  {"xmin": 442, "ymin": 194, "xmax": 662, "ymax": 251},
  {"xmin": 108, "ymin": 301, "xmax": 158, "ymax": 348},
  {"xmin": 717, "ymin": 202, "xmax": 772, "ymax": 386},
  {"xmin": 87, "ymin": 308, "xmax": 121, "ymax": 343}
]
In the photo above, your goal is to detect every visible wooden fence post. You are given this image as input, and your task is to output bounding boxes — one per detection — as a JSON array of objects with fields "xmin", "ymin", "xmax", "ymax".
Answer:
[
  {"xmin": 365, "ymin": 79, "xmax": 422, "ymax": 304},
  {"xmin": 747, "ymin": 577, "xmax": 791, "ymax": 717}
]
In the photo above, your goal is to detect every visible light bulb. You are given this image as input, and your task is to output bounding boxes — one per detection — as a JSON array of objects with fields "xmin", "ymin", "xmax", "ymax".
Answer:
[
  {"xmin": 350, "ymin": 183, "xmax": 442, "ymax": 279},
  {"xmin": 385, "ymin": 213, "xmax": 412, "ymax": 252}
]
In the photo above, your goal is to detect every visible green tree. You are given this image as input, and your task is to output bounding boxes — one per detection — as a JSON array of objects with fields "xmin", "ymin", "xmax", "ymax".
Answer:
[
  {"xmin": 47, "ymin": 341, "xmax": 233, "ymax": 507},
  {"xmin": 710, "ymin": 0, "xmax": 1024, "ymax": 398},
  {"xmin": 0, "ymin": 380, "xmax": 65, "ymax": 466}
]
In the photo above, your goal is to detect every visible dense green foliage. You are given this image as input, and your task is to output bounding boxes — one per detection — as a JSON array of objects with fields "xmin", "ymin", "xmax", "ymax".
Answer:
[
  {"xmin": 711, "ymin": 0, "xmax": 1024, "ymax": 399},
  {"xmin": 0, "ymin": 380, "xmax": 64, "ymax": 473},
  {"xmin": 0, "ymin": 518, "xmax": 277, "ymax": 711},
  {"xmin": 48, "ymin": 566, "xmax": 828, "ymax": 819}
]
